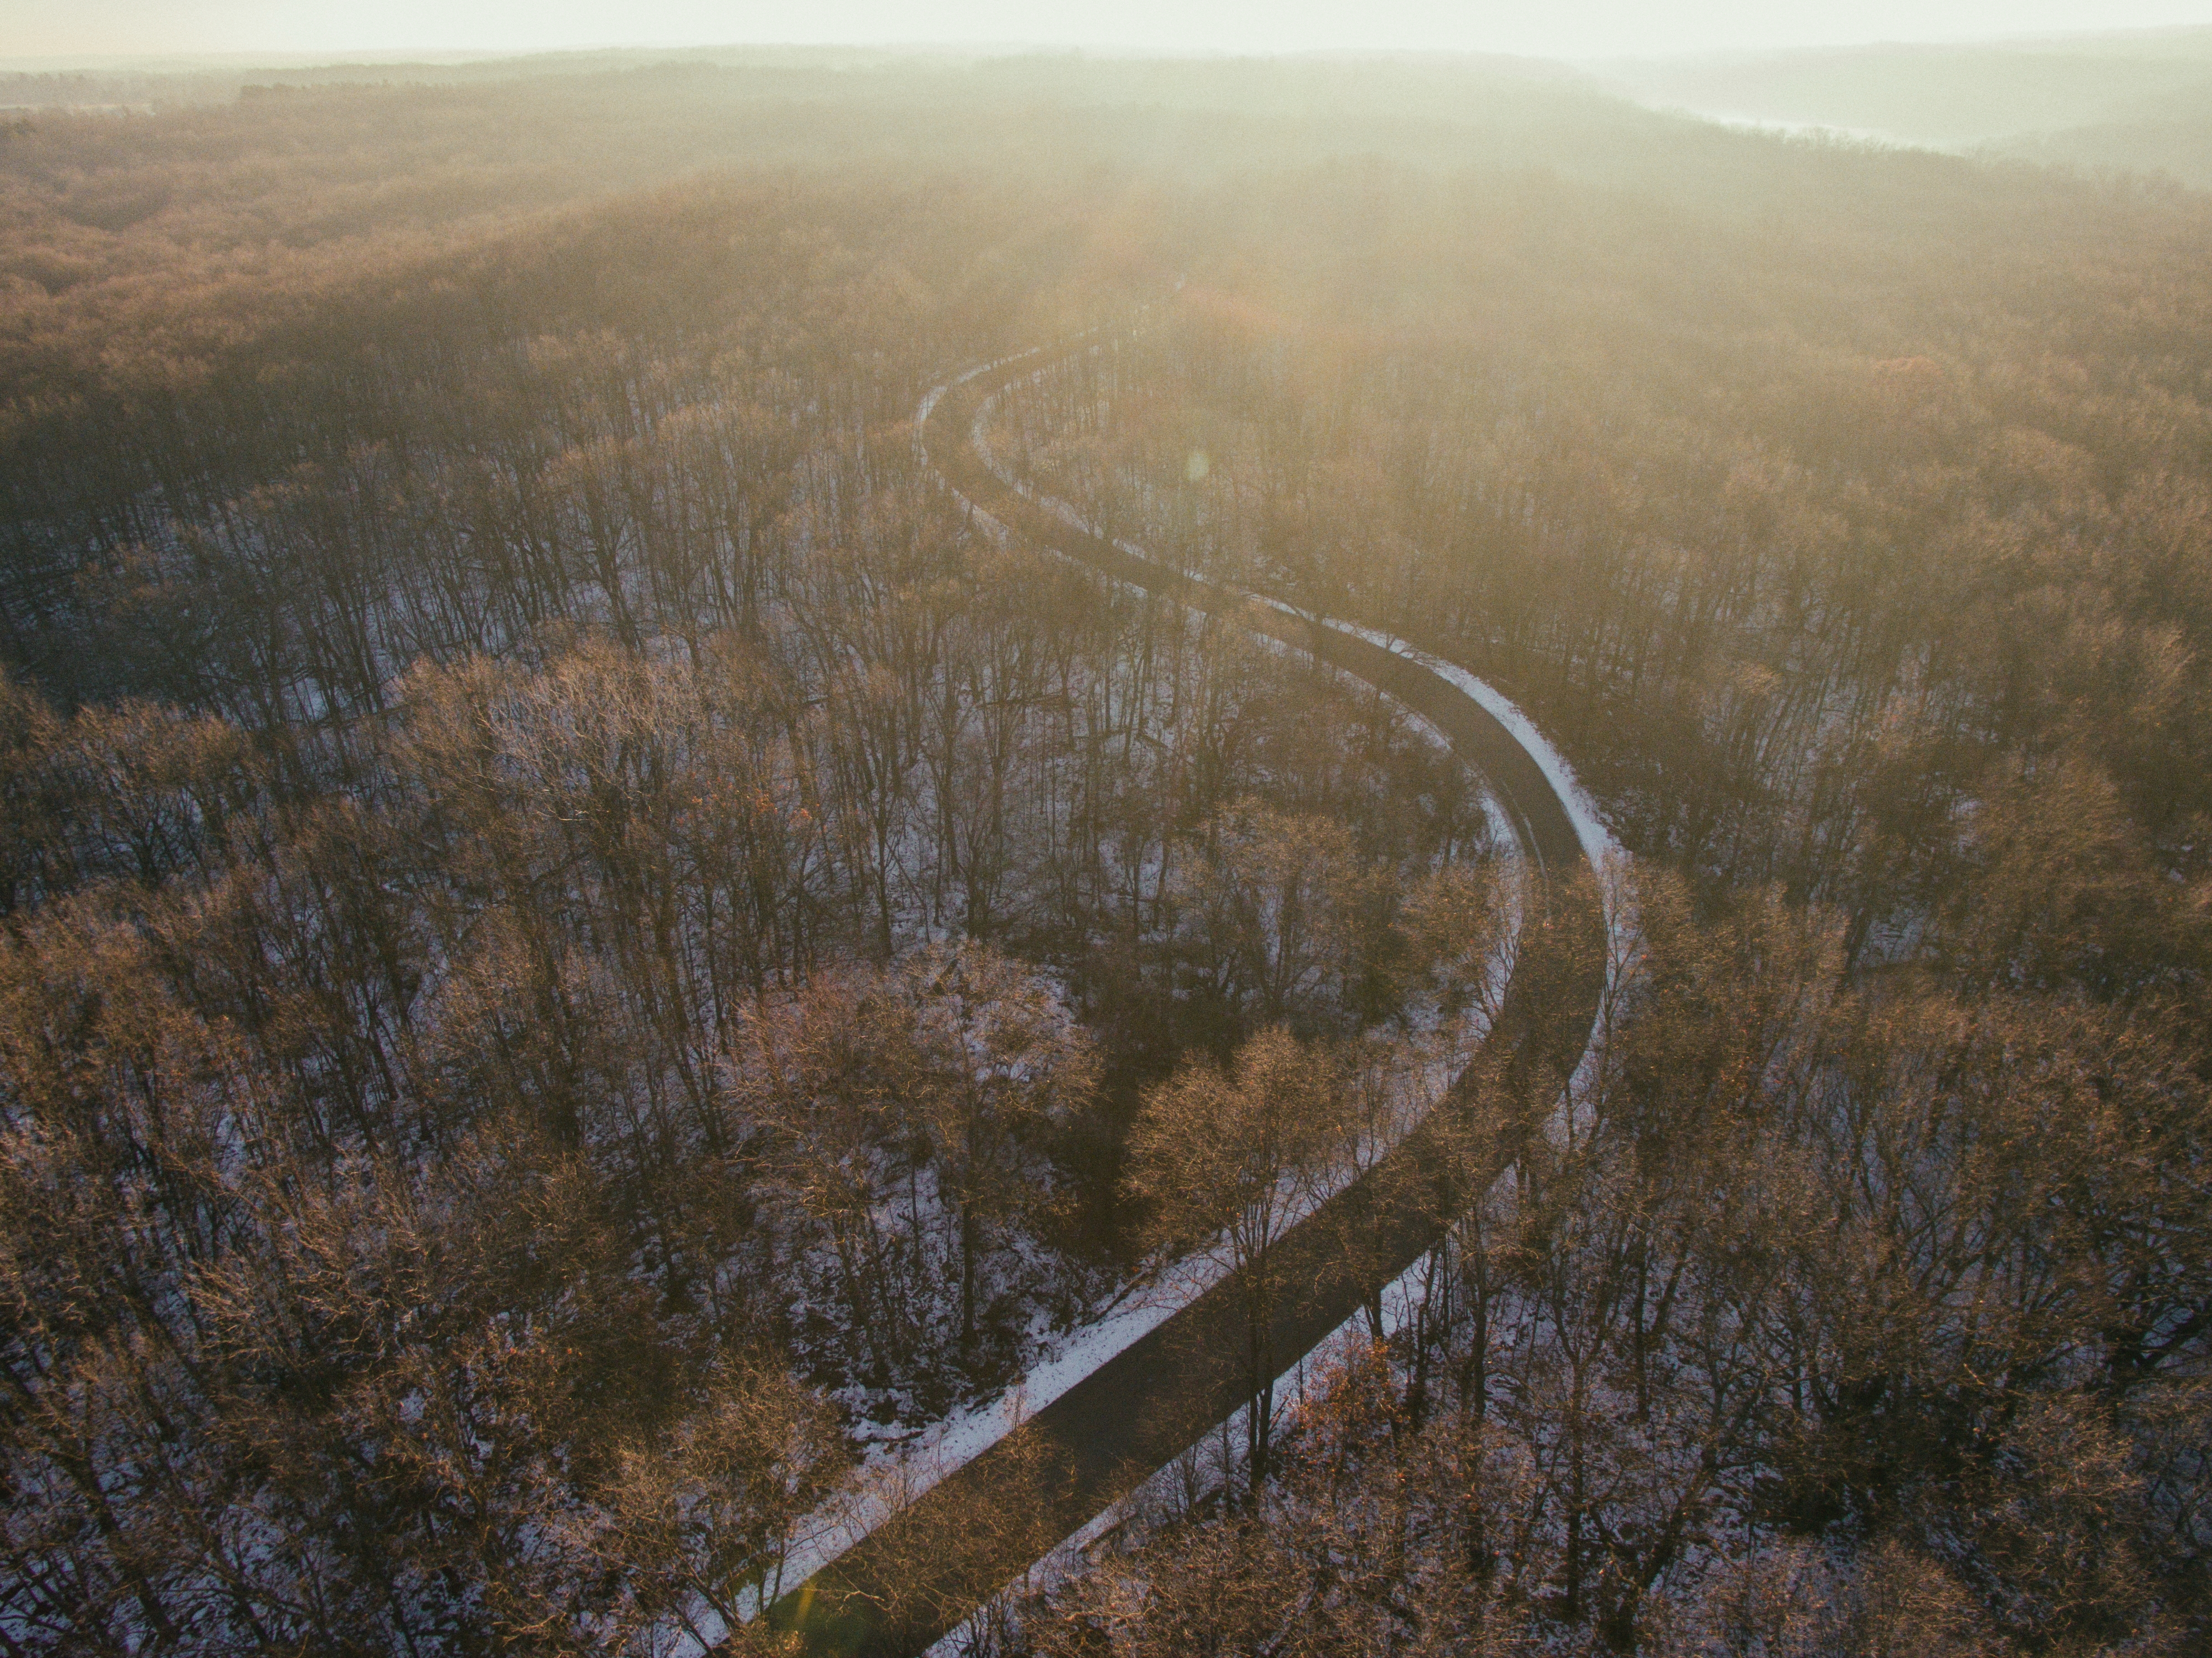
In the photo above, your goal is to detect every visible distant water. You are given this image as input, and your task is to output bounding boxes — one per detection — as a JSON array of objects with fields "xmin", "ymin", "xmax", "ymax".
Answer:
[{"xmin": 1689, "ymin": 110, "xmax": 1929, "ymax": 148}]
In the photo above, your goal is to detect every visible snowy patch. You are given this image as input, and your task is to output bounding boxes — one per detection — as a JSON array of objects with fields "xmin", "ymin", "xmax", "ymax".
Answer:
[
  {"xmin": 703, "ymin": 1242, "xmax": 1246, "ymax": 1649},
  {"xmin": 1262, "ymin": 605, "xmax": 1620, "ymax": 876},
  {"xmin": 805, "ymin": 357, "xmax": 1619, "ymax": 1655},
  {"xmin": 919, "ymin": 1245, "xmax": 1448, "ymax": 1657}
]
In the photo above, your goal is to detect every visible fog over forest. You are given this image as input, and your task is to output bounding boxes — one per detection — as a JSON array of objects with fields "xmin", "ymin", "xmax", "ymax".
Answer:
[{"xmin": 1, "ymin": 23, "xmax": 2209, "ymax": 1658}]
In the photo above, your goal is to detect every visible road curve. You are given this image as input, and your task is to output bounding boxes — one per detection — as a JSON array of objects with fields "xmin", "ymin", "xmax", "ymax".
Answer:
[{"xmin": 760, "ymin": 342, "xmax": 1609, "ymax": 1657}]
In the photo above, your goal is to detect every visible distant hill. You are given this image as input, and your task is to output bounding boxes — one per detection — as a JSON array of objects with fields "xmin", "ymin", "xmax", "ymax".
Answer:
[
  {"xmin": 1601, "ymin": 28, "xmax": 2212, "ymax": 189},
  {"xmin": 1984, "ymin": 73, "xmax": 2212, "ymax": 192}
]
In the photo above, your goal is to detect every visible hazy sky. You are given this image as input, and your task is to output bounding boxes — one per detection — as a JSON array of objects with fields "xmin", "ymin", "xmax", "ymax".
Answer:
[{"xmin": 6, "ymin": 0, "xmax": 2210, "ymax": 65}]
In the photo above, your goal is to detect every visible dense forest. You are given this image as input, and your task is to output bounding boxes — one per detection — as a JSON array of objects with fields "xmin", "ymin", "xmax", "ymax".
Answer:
[{"xmin": 2, "ymin": 44, "xmax": 2209, "ymax": 1658}]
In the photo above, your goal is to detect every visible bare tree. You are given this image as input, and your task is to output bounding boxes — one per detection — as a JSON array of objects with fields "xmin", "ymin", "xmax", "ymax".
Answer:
[{"xmin": 1124, "ymin": 1025, "xmax": 1350, "ymax": 1496}]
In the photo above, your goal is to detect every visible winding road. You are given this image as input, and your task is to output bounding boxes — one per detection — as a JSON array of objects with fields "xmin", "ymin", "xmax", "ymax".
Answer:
[{"xmin": 758, "ymin": 341, "xmax": 1610, "ymax": 1657}]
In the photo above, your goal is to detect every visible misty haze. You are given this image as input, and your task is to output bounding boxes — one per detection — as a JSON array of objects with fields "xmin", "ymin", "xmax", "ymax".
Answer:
[{"xmin": 2, "ymin": 6, "xmax": 2210, "ymax": 1656}]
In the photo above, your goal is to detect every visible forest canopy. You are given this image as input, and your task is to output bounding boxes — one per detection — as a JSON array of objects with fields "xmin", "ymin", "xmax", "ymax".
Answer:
[{"xmin": 2, "ymin": 44, "xmax": 2209, "ymax": 1658}]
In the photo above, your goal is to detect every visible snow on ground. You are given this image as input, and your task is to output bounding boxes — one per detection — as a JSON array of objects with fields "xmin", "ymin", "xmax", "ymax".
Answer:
[
  {"xmin": 971, "ymin": 387, "xmax": 1577, "ymax": 882},
  {"xmin": 974, "ymin": 378, "xmax": 1613, "ymax": 879},
  {"xmin": 725, "ymin": 371, "xmax": 1616, "ymax": 1656},
  {"xmin": 919, "ymin": 1245, "xmax": 1448, "ymax": 1657},
  {"xmin": 1257, "ymin": 605, "xmax": 1621, "ymax": 874},
  {"xmin": 658, "ymin": 1244, "xmax": 1254, "ymax": 1655},
  {"xmin": 1234, "ymin": 607, "xmax": 1638, "ymax": 1139},
  {"xmin": 715, "ymin": 1027, "xmax": 1480, "ymax": 1649}
]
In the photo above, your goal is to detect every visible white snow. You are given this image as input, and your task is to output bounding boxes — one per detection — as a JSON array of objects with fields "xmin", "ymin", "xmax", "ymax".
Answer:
[
  {"xmin": 659, "ymin": 1244, "xmax": 1253, "ymax": 1658},
  {"xmin": 1238, "ymin": 603, "xmax": 1638, "ymax": 1150},
  {"xmin": 919, "ymin": 1245, "xmax": 1448, "ymax": 1657},
  {"xmin": 743, "ymin": 365, "xmax": 1619, "ymax": 1654},
  {"xmin": 967, "ymin": 378, "xmax": 1602, "ymax": 883},
  {"xmin": 737, "ymin": 1074, "xmax": 1477, "ymax": 1642},
  {"xmin": 1262, "ymin": 604, "xmax": 1620, "ymax": 876},
  {"xmin": 667, "ymin": 1230, "xmax": 1419, "ymax": 1657}
]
